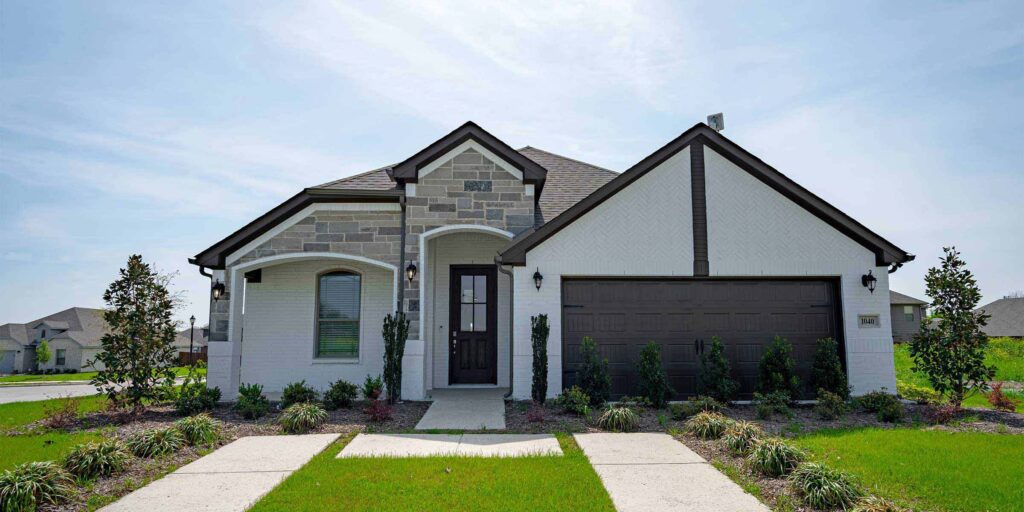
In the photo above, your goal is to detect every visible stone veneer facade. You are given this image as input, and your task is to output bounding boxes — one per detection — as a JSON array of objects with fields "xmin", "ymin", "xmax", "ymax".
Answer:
[{"xmin": 208, "ymin": 147, "xmax": 534, "ymax": 344}]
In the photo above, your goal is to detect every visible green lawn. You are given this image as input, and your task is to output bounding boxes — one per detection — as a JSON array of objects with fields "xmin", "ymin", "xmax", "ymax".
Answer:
[
  {"xmin": 249, "ymin": 434, "xmax": 615, "ymax": 512},
  {"xmin": 0, "ymin": 366, "xmax": 203, "ymax": 384},
  {"xmin": 0, "ymin": 431, "xmax": 104, "ymax": 471},
  {"xmin": 894, "ymin": 338, "xmax": 1024, "ymax": 412},
  {"xmin": 0, "ymin": 394, "xmax": 108, "ymax": 430},
  {"xmin": 794, "ymin": 428, "xmax": 1024, "ymax": 512}
]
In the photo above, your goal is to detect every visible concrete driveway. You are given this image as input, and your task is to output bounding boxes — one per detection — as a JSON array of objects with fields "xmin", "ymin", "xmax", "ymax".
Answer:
[{"xmin": 0, "ymin": 382, "xmax": 101, "ymax": 404}]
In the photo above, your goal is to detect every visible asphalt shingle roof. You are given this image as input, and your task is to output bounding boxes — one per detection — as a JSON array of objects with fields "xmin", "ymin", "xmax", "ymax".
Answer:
[
  {"xmin": 976, "ymin": 297, "xmax": 1024, "ymax": 337},
  {"xmin": 890, "ymin": 290, "xmax": 928, "ymax": 305}
]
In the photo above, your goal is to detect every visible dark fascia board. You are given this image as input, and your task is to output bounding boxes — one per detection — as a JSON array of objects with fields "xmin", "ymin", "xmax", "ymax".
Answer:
[
  {"xmin": 390, "ymin": 121, "xmax": 548, "ymax": 187},
  {"xmin": 501, "ymin": 123, "xmax": 914, "ymax": 267},
  {"xmin": 190, "ymin": 188, "xmax": 403, "ymax": 269}
]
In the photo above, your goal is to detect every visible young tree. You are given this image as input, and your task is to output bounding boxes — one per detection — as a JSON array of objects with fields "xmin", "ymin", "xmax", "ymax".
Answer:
[
  {"xmin": 530, "ymin": 314, "xmax": 550, "ymax": 404},
  {"xmin": 910, "ymin": 247, "xmax": 994, "ymax": 406},
  {"xmin": 35, "ymin": 339, "xmax": 52, "ymax": 369},
  {"xmin": 757, "ymin": 336, "xmax": 800, "ymax": 397},
  {"xmin": 92, "ymin": 255, "xmax": 180, "ymax": 412},
  {"xmin": 810, "ymin": 337, "xmax": 849, "ymax": 400},
  {"xmin": 637, "ymin": 342, "xmax": 674, "ymax": 408},
  {"xmin": 577, "ymin": 336, "xmax": 611, "ymax": 406},
  {"xmin": 697, "ymin": 336, "xmax": 739, "ymax": 402},
  {"xmin": 382, "ymin": 312, "xmax": 410, "ymax": 405}
]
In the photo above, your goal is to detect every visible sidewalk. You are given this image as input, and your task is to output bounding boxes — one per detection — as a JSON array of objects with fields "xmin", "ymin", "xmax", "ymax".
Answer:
[
  {"xmin": 574, "ymin": 433, "xmax": 768, "ymax": 512},
  {"xmin": 100, "ymin": 434, "xmax": 338, "ymax": 512},
  {"xmin": 338, "ymin": 433, "xmax": 561, "ymax": 458}
]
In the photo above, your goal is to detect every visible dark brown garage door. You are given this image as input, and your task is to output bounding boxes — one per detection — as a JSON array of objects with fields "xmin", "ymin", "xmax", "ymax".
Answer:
[{"xmin": 562, "ymin": 279, "xmax": 841, "ymax": 400}]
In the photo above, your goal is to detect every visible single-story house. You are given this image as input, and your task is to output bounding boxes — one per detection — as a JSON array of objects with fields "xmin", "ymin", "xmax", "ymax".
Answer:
[
  {"xmin": 190, "ymin": 121, "xmax": 914, "ymax": 401},
  {"xmin": 0, "ymin": 307, "xmax": 202, "ymax": 374},
  {"xmin": 889, "ymin": 290, "xmax": 928, "ymax": 342},
  {"xmin": 976, "ymin": 296, "xmax": 1024, "ymax": 338}
]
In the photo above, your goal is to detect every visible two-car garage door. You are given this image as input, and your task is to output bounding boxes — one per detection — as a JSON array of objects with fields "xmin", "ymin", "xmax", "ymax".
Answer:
[{"xmin": 561, "ymin": 279, "xmax": 841, "ymax": 400}]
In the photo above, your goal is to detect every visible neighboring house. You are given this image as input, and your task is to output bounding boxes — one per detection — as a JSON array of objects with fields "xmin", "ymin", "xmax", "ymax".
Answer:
[
  {"xmin": 191, "ymin": 121, "xmax": 914, "ymax": 400},
  {"xmin": 0, "ymin": 307, "xmax": 200, "ymax": 374},
  {"xmin": 889, "ymin": 290, "xmax": 928, "ymax": 342},
  {"xmin": 976, "ymin": 297, "xmax": 1024, "ymax": 338}
]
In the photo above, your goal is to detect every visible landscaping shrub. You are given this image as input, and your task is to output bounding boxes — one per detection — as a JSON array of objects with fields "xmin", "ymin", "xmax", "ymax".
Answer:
[
  {"xmin": 753, "ymin": 391, "xmax": 791, "ymax": 419},
  {"xmin": 281, "ymin": 380, "xmax": 319, "ymax": 408},
  {"xmin": 668, "ymin": 403, "xmax": 688, "ymax": 420},
  {"xmin": 852, "ymin": 496, "xmax": 911, "ymax": 512},
  {"xmin": 126, "ymin": 427, "xmax": 184, "ymax": 458},
  {"xmin": 364, "ymin": 399, "xmax": 393, "ymax": 422},
  {"xmin": 810, "ymin": 337, "xmax": 849, "ymax": 399},
  {"xmin": 789, "ymin": 462, "xmax": 863, "ymax": 510},
  {"xmin": 685, "ymin": 395, "xmax": 725, "ymax": 415},
  {"xmin": 382, "ymin": 312, "xmax": 410, "ymax": 404},
  {"xmin": 922, "ymin": 402, "xmax": 961, "ymax": 425},
  {"xmin": 174, "ymin": 413, "xmax": 221, "ymax": 446},
  {"xmin": 896, "ymin": 382, "xmax": 941, "ymax": 404},
  {"xmin": 637, "ymin": 342, "xmax": 674, "ymax": 408},
  {"xmin": 153, "ymin": 380, "xmax": 180, "ymax": 404},
  {"xmin": 577, "ymin": 337, "xmax": 612, "ymax": 406},
  {"xmin": 176, "ymin": 376, "xmax": 221, "ymax": 416},
  {"xmin": 617, "ymin": 395, "xmax": 653, "ymax": 409},
  {"xmin": 814, "ymin": 389, "xmax": 849, "ymax": 420},
  {"xmin": 527, "ymin": 403, "xmax": 545, "ymax": 423},
  {"xmin": 697, "ymin": 336, "xmax": 739, "ymax": 402},
  {"xmin": 722, "ymin": 420, "xmax": 763, "ymax": 455},
  {"xmin": 856, "ymin": 389, "xmax": 899, "ymax": 413},
  {"xmin": 41, "ymin": 396, "xmax": 80, "ymax": 429},
  {"xmin": 747, "ymin": 438, "xmax": 806, "ymax": 477},
  {"xmin": 0, "ymin": 461, "xmax": 75, "ymax": 512},
  {"xmin": 323, "ymin": 379, "xmax": 359, "ymax": 410},
  {"xmin": 362, "ymin": 374, "xmax": 384, "ymax": 400},
  {"xmin": 987, "ymin": 382, "xmax": 1020, "ymax": 412},
  {"xmin": 876, "ymin": 400, "xmax": 904, "ymax": 423},
  {"xmin": 684, "ymin": 411, "xmax": 733, "ymax": 439},
  {"xmin": 598, "ymin": 406, "xmax": 640, "ymax": 432},
  {"xmin": 63, "ymin": 440, "xmax": 130, "ymax": 480},
  {"xmin": 556, "ymin": 386, "xmax": 591, "ymax": 416},
  {"xmin": 279, "ymin": 402, "xmax": 328, "ymax": 433},
  {"xmin": 531, "ymin": 314, "xmax": 549, "ymax": 404},
  {"xmin": 235, "ymin": 383, "xmax": 270, "ymax": 419},
  {"xmin": 758, "ymin": 336, "xmax": 800, "ymax": 397}
]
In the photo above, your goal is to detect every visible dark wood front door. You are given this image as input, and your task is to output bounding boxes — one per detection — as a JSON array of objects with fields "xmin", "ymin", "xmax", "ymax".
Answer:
[{"xmin": 449, "ymin": 265, "xmax": 497, "ymax": 384}]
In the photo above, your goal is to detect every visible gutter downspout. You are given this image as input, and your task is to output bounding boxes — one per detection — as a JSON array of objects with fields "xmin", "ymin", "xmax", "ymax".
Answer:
[
  {"xmin": 397, "ymin": 195, "xmax": 407, "ymax": 314},
  {"xmin": 197, "ymin": 265, "xmax": 214, "ymax": 347},
  {"xmin": 495, "ymin": 255, "xmax": 514, "ymax": 400}
]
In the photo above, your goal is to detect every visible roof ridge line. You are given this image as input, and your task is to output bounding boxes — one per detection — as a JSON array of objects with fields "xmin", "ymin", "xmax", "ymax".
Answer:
[{"xmin": 518, "ymin": 146, "xmax": 617, "ymax": 174}]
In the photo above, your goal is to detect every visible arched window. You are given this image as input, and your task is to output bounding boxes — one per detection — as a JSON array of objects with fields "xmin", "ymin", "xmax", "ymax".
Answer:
[{"xmin": 316, "ymin": 271, "xmax": 361, "ymax": 358}]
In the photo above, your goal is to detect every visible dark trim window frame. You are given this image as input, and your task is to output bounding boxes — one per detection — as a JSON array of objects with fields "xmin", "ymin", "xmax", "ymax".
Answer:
[
  {"xmin": 315, "ymin": 270, "xmax": 362, "ymax": 359},
  {"xmin": 903, "ymin": 305, "xmax": 914, "ymax": 322}
]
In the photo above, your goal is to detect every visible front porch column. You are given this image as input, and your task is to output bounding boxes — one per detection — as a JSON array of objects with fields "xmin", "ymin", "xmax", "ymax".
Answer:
[
  {"xmin": 402, "ymin": 339, "xmax": 426, "ymax": 400},
  {"xmin": 207, "ymin": 269, "xmax": 242, "ymax": 400}
]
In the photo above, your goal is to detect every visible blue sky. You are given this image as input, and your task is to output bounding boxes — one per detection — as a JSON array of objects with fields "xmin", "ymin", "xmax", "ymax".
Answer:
[{"xmin": 1, "ymin": 1, "xmax": 1022, "ymax": 327}]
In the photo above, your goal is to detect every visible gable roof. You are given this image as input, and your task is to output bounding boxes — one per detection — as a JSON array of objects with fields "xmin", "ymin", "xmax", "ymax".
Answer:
[
  {"xmin": 976, "ymin": 298, "xmax": 1024, "ymax": 337},
  {"xmin": 390, "ymin": 122, "xmax": 548, "ymax": 187},
  {"xmin": 28, "ymin": 308, "xmax": 110, "ymax": 348},
  {"xmin": 500, "ymin": 123, "xmax": 914, "ymax": 267},
  {"xmin": 519, "ymin": 147, "xmax": 618, "ymax": 223},
  {"xmin": 890, "ymin": 290, "xmax": 928, "ymax": 306},
  {"xmin": 0, "ymin": 323, "xmax": 29, "ymax": 345},
  {"xmin": 317, "ymin": 165, "xmax": 397, "ymax": 191}
]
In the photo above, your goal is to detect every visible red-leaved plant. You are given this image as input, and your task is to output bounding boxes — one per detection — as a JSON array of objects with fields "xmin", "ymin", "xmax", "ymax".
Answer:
[
  {"xmin": 527, "ymin": 403, "xmax": 546, "ymax": 423},
  {"xmin": 923, "ymin": 402, "xmax": 961, "ymax": 424},
  {"xmin": 987, "ymin": 383, "xmax": 1020, "ymax": 412},
  {"xmin": 364, "ymin": 399, "xmax": 393, "ymax": 422}
]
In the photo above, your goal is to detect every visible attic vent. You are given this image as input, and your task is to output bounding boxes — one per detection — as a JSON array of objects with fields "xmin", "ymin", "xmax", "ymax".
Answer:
[{"xmin": 707, "ymin": 113, "xmax": 724, "ymax": 132}]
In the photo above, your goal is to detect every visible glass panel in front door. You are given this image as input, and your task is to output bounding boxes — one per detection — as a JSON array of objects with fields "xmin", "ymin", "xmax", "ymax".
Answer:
[{"xmin": 459, "ymin": 274, "xmax": 487, "ymax": 332}]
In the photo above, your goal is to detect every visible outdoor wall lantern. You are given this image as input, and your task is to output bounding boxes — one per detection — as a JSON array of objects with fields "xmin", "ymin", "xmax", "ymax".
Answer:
[
  {"xmin": 211, "ymin": 280, "xmax": 226, "ymax": 301},
  {"xmin": 861, "ymin": 270, "xmax": 877, "ymax": 294},
  {"xmin": 406, "ymin": 261, "xmax": 418, "ymax": 283},
  {"xmin": 533, "ymin": 268, "xmax": 544, "ymax": 291}
]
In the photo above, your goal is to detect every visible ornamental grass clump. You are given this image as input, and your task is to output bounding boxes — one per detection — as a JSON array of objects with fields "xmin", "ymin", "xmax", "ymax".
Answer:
[
  {"xmin": 747, "ymin": 438, "xmax": 806, "ymax": 477},
  {"xmin": 0, "ymin": 461, "xmax": 75, "ymax": 512},
  {"xmin": 684, "ymin": 411, "xmax": 733, "ymax": 439},
  {"xmin": 851, "ymin": 495, "xmax": 911, "ymax": 512},
  {"xmin": 174, "ymin": 413, "xmax": 221, "ymax": 446},
  {"xmin": 598, "ymin": 406, "xmax": 640, "ymax": 432},
  {"xmin": 63, "ymin": 440, "xmax": 130, "ymax": 480},
  {"xmin": 789, "ymin": 462, "xmax": 863, "ymax": 510},
  {"xmin": 126, "ymin": 427, "xmax": 184, "ymax": 458},
  {"xmin": 721, "ymin": 420, "xmax": 763, "ymax": 455},
  {"xmin": 279, "ymin": 402, "xmax": 328, "ymax": 434}
]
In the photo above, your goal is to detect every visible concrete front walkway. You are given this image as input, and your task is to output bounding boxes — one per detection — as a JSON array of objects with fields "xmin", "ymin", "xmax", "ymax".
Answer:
[
  {"xmin": 414, "ymin": 388, "xmax": 507, "ymax": 430},
  {"xmin": 338, "ymin": 433, "xmax": 561, "ymax": 458},
  {"xmin": 575, "ymin": 433, "xmax": 769, "ymax": 512},
  {"xmin": 100, "ymin": 434, "xmax": 339, "ymax": 512}
]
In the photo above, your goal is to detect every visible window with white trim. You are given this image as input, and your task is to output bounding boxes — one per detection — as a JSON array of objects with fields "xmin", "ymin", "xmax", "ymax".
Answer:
[
  {"xmin": 56, "ymin": 349, "xmax": 66, "ymax": 366},
  {"xmin": 903, "ymin": 305, "xmax": 915, "ymax": 322},
  {"xmin": 316, "ymin": 271, "xmax": 361, "ymax": 358}
]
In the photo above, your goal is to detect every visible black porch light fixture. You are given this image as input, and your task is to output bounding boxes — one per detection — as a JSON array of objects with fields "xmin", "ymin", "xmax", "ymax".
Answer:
[
  {"xmin": 406, "ymin": 261, "xmax": 418, "ymax": 283},
  {"xmin": 211, "ymin": 280, "xmax": 226, "ymax": 301},
  {"xmin": 533, "ymin": 268, "xmax": 543, "ymax": 291},
  {"xmin": 861, "ymin": 270, "xmax": 877, "ymax": 294}
]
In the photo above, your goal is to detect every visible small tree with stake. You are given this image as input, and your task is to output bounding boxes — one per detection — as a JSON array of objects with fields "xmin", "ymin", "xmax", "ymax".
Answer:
[
  {"xmin": 92, "ymin": 255, "xmax": 180, "ymax": 413},
  {"xmin": 35, "ymin": 339, "xmax": 52, "ymax": 370},
  {"xmin": 531, "ymin": 314, "xmax": 549, "ymax": 404},
  {"xmin": 911, "ymin": 247, "xmax": 994, "ymax": 407},
  {"xmin": 383, "ymin": 312, "xmax": 410, "ymax": 405}
]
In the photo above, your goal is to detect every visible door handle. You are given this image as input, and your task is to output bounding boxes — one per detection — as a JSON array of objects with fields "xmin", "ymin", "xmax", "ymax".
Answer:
[{"xmin": 700, "ymin": 339, "xmax": 705, "ymax": 354}]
